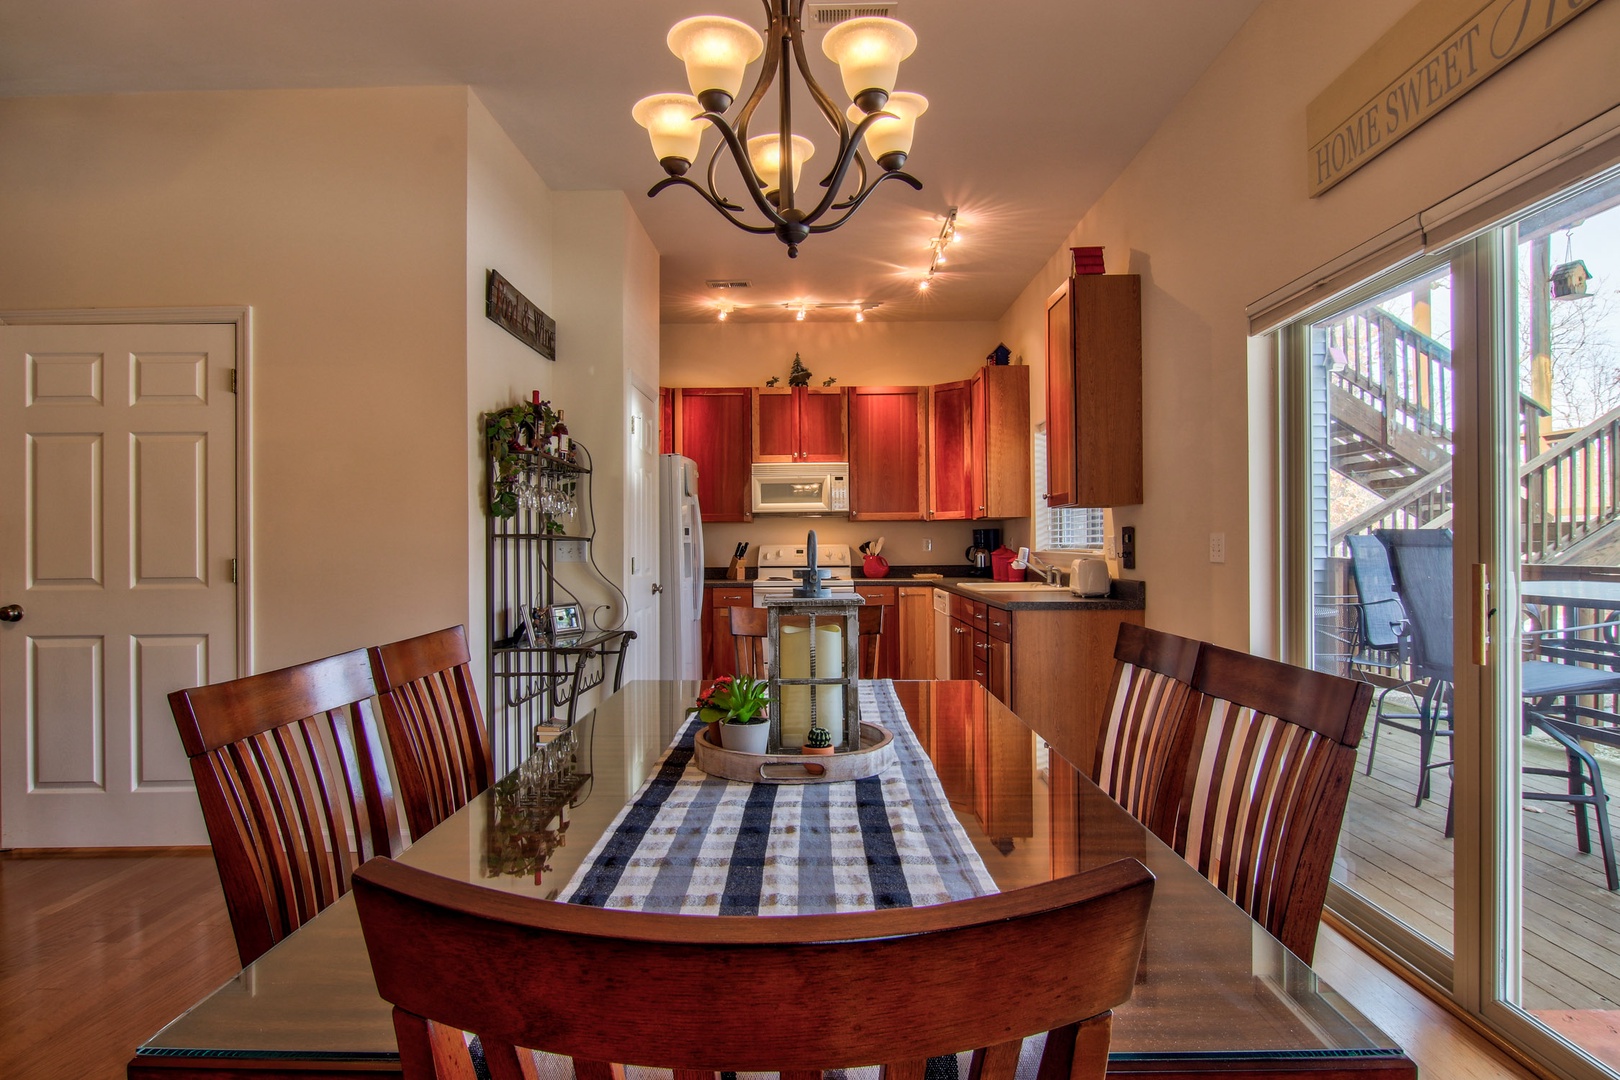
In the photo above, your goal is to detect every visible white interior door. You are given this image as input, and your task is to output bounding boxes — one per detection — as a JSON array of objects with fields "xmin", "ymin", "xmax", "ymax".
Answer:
[
  {"xmin": 625, "ymin": 386, "xmax": 659, "ymax": 681},
  {"xmin": 0, "ymin": 323, "xmax": 237, "ymax": 847}
]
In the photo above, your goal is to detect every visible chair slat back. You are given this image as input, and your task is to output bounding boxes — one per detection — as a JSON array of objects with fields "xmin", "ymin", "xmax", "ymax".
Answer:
[
  {"xmin": 369, "ymin": 625, "xmax": 492, "ymax": 840},
  {"xmin": 1375, "ymin": 528, "xmax": 1454, "ymax": 676},
  {"xmin": 1092, "ymin": 623, "xmax": 1200, "ymax": 842},
  {"xmin": 859, "ymin": 603, "xmax": 884, "ymax": 679},
  {"xmin": 1173, "ymin": 643, "xmax": 1371, "ymax": 964},
  {"xmin": 730, "ymin": 606, "xmax": 769, "ymax": 678},
  {"xmin": 354, "ymin": 856, "xmax": 1153, "ymax": 1080},
  {"xmin": 169, "ymin": 648, "xmax": 398, "ymax": 966}
]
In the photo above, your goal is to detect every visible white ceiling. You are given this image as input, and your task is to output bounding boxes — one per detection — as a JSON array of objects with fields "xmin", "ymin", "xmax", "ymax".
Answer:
[{"xmin": 0, "ymin": 0, "xmax": 1261, "ymax": 324}]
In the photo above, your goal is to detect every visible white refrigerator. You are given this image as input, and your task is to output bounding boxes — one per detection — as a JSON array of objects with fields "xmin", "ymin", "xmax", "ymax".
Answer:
[{"xmin": 658, "ymin": 454, "xmax": 705, "ymax": 681}]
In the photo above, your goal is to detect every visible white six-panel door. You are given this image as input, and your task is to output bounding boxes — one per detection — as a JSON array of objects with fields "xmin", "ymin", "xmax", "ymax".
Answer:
[{"xmin": 0, "ymin": 323, "xmax": 236, "ymax": 847}]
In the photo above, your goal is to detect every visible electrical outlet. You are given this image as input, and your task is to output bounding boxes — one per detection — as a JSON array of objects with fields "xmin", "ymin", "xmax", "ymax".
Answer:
[
  {"xmin": 922, "ymin": 537, "xmax": 932, "ymax": 552},
  {"xmin": 1209, "ymin": 532, "xmax": 1226, "ymax": 564},
  {"xmin": 556, "ymin": 540, "xmax": 586, "ymax": 562}
]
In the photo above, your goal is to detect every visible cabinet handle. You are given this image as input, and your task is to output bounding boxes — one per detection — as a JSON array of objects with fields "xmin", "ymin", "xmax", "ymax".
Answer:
[
  {"xmin": 975, "ymin": 641, "xmax": 987, "ymax": 651},
  {"xmin": 953, "ymin": 626, "xmax": 966, "ymax": 634}
]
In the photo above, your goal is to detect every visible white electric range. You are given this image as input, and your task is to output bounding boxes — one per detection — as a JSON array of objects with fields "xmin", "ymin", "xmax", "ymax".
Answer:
[{"xmin": 751, "ymin": 542, "xmax": 857, "ymax": 605}]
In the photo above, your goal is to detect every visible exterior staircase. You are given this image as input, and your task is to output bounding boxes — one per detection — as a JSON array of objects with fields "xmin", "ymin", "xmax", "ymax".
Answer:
[{"xmin": 1322, "ymin": 304, "xmax": 1620, "ymax": 565}]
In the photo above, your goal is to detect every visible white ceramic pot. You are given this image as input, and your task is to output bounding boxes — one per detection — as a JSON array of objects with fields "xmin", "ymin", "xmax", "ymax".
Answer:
[{"xmin": 720, "ymin": 719, "xmax": 771, "ymax": 754}]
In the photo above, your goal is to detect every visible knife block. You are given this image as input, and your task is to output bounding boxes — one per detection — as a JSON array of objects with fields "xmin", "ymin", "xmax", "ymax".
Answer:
[{"xmin": 726, "ymin": 556, "xmax": 746, "ymax": 580}]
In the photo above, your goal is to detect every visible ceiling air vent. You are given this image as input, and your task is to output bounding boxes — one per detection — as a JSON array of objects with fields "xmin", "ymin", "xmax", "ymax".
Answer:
[
  {"xmin": 705, "ymin": 279, "xmax": 752, "ymax": 290},
  {"xmin": 810, "ymin": 3, "xmax": 897, "ymax": 26}
]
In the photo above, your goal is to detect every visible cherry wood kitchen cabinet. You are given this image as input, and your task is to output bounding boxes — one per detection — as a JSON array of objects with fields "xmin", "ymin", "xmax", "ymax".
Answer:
[
  {"xmin": 702, "ymin": 585, "xmax": 753, "ymax": 679},
  {"xmin": 848, "ymin": 385, "xmax": 927, "ymax": 520},
  {"xmin": 929, "ymin": 365, "xmax": 1030, "ymax": 521},
  {"xmin": 928, "ymin": 379, "xmax": 972, "ymax": 519},
  {"xmin": 659, "ymin": 387, "xmax": 674, "ymax": 454},
  {"xmin": 753, "ymin": 386, "xmax": 846, "ymax": 462},
  {"xmin": 944, "ymin": 590, "xmax": 1141, "ymax": 769},
  {"xmin": 673, "ymin": 387, "xmax": 752, "ymax": 522},
  {"xmin": 896, "ymin": 585, "xmax": 934, "ymax": 678},
  {"xmin": 1044, "ymin": 274, "xmax": 1142, "ymax": 508}
]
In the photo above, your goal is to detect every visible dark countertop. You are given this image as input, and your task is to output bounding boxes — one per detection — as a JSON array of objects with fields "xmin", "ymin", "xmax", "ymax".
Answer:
[{"xmin": 704, "ymin": 569, "xmax": 1145, "ymax": 612}]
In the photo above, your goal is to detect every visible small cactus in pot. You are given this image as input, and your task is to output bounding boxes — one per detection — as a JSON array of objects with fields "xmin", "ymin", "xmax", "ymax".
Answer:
[{"xmin": 802, "ymin": 725, "xmax": 836, "ymax": 756}]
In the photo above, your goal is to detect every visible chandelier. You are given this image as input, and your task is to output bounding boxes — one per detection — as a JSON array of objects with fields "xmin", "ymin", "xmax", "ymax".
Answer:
[{"xmin": 632, "ymin": 1, "xmax": 926, "ymax": 258}]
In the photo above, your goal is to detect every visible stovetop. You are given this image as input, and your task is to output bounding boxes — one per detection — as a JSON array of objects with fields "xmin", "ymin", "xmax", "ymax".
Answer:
[{"xmin": 754, "ymin": 542, "xmax": 853, "ymax": 582}]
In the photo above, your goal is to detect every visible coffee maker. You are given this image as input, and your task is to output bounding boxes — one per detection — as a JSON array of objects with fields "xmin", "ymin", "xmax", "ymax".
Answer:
[{"xmin": 965, "ymin": 528, "xmax": 1001, "ymax": 577}]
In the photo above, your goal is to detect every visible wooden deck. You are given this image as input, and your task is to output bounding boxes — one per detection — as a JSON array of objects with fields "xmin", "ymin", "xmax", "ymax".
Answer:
[{"xmin": 1335, "ymin": 710, "xmax": 1620, "ymax": 1011}]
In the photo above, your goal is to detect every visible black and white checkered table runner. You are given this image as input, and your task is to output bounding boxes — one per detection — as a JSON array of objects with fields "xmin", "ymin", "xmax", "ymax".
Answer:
[{"xmin": 558, "ymin": 680, "xmax": 998, "ymax": 914}]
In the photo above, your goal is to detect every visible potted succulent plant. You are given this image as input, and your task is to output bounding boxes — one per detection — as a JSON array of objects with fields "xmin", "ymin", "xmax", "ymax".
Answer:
[
  {"xmin": 707, "ymin": 674, "xmax": 772, "ymax": 754},
  {"xmin": 802, "ymin": 726, "xmax": 836, "ymax": 756}
]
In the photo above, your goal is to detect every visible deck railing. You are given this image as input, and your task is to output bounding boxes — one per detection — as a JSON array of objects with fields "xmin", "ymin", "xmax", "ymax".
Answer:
[
  {"xmin": 1327, "ymin": 306, "xmax": 1455, "ymax": 448},
  {"xmin": 1521, "ymin": 405, "xmax": 1620, "ymax": 563}
]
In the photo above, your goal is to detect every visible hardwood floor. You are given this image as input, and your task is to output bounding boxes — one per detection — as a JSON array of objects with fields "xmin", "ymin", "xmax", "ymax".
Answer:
[
  {"xmin": 0, "ymin": 850, "xmax": 238, "ymax": 1080},
  {"xmin": 0, "ymin": 847, "xmax": 1541, "ymax": 1080}
]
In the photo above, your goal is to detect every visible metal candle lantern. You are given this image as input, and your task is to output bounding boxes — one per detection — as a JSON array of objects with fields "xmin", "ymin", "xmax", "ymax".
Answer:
[{"xmin": 763, "ymin": 531, "xmax": 863, "ymax": 753}]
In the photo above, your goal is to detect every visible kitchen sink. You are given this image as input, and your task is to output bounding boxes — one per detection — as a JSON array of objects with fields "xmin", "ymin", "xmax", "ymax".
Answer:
[{"xmin": 956, "ymin": 581, "xmax": 1071, "ymax": 592}]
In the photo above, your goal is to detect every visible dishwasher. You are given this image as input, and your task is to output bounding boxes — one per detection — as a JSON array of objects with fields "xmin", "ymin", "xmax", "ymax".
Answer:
[{"xmin": 933, "ymin": 587, "xmax": 952, "ymax": 679}]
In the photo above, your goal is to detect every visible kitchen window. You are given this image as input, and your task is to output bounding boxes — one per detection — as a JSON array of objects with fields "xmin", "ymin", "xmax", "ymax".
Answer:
[{"xmin": 1034, "ymin": 424, "xmax": 1104, "ymax": 549}]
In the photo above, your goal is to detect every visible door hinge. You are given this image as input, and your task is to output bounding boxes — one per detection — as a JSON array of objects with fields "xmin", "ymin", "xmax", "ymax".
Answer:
[
  {"xmin": 630, "ymin": 415, "xmax": 638, "ymax": 435},
  {"xmin": 230, "ymin": 558, "xmax": 238, "ymax": 585},
  {"xmin": 228, "ymin": 368, "xmax": 238, "ymax": 393}
]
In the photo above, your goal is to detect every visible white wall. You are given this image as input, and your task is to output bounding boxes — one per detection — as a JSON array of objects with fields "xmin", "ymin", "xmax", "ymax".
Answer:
[
  {"xmin": 0, "ymin": 87, "xmax": 472, "ymax": 669},
  {"xmin": 660, "ymin": 319, "xmax": 1006, "ymax": 567},
  {"xmin": 997, "ymin": 0, "xmax": 1620, "ymax": 650}
]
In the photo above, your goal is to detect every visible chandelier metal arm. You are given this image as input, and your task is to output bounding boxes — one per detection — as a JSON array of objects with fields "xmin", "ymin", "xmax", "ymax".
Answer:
[
  {"xmin": 646, "ymin": 175, "xmax": 779, "ymax": 235},
  {"xmin": 700, "ymin": 111, "xmax": 793, "ymax": 226},
  {"xmin": 701, "ymin": 140, "xmax": 746, "ymax": 212},
  {"xmin": 803, "ymin": 169, "xmax": 922, "ymax": 234},
  {"xmin": 797, "ymin": 110, "xmax": 897, "ymax": 227},
  {"xmin": 787, "ymin": 8, "xmax": 855, "ymax": 191},
  {"xmin": 731, "ymin": 0, "xmax": 788, "ymax": 151}
]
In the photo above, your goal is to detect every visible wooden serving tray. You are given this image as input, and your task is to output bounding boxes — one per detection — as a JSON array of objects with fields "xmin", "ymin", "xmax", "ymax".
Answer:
[{"xmin": 693, "ymin": 722, "xmax": 895, "ymax": 784}]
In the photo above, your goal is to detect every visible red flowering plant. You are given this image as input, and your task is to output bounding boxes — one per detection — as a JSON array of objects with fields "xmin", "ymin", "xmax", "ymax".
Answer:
[{"xmin": 688, "ymin": 674, "xmax": 770, "ymax": 726}]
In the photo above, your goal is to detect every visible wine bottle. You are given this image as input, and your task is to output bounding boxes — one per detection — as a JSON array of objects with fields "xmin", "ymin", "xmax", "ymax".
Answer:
[{"xmin": 552, "ymin": 409, "xmax": 570, "ymax": 458}]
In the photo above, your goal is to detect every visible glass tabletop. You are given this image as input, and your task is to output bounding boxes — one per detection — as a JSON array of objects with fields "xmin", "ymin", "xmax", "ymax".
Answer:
[{"xmin": 136, "ymin": 679, "xmax": 1407, "ymax": 1071}]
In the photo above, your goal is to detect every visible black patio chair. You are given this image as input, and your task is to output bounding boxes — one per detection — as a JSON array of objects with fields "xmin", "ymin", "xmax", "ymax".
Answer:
[
  {"xmin": 1345, "ymin": 534, "xmax": 1425, "ymax": 776},
  {"xmin": 1379, "ymin": 528, "xmax": 1620, "ymax": 890}
]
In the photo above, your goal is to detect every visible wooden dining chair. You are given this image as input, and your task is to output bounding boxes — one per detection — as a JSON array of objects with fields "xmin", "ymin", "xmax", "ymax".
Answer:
[
  {"xmin": 169, "ymin": 649, "xmax": 399, "ymax": 967},
  {"xmin": 1091, "ymin": 623, "xmax": 1201, "ymax": 843},
  {"xmin": 369, "ymin": 624, "xmax": 493, "ymax": 842},
  {"xmin": 1169, "ymin": 643, "xmax": 1371, "ymax": 964},
  {"xmin": 353, "ymin": 855, "xmax": 1154, "ymax": 1080},
  {"xmin": 859, "ymin": 603, "xmax": 885, "ymax": 678},
  {"xmin": 730, "ymin": 605, "xmax": 769, "ymax": 677}
]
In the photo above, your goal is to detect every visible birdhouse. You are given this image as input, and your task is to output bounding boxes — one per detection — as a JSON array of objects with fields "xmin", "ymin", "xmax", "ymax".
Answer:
[{"xmin": 1551, "ymin": 260, "xmax": 1592, "ymax": 301}]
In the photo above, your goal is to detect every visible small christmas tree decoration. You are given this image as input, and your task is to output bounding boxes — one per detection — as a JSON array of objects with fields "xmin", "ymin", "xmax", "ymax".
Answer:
[{"xmin": 788, "ymin": 353, "xmax": 812, "ymax": 387}]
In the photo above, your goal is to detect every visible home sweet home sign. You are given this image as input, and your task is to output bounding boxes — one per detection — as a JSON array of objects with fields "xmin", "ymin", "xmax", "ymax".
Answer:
[{"xmin": 1307, "ymin": 0, "xmax": 1608, "ymax": 197}]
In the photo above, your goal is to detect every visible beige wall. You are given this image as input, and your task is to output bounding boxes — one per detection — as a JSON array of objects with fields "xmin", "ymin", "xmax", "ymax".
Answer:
[
  {"xmin": 0, "ymin": 87, "xmax": 472, "ymax": 670},
  {"xmin": 661, "ymin": 319, "xmax": 1005, "ymax": 566},
  {"xmin": 997, "ymin": 0, "xmax": 1620, "ymax": 650},
  {"xmin": 466, "ymin": 90, "xmax": 559, "ymax": 670}
]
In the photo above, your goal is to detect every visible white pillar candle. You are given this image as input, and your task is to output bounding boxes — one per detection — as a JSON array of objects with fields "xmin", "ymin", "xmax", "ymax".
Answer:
[{"xmin": 778, "ymin": 621, "xmax": 846, "ymax": 749}]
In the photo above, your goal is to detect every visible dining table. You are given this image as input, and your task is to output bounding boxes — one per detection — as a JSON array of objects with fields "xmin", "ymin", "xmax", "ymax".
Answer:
[{"xmin": 129, "ymin": 679, "xmax": 1415, "ymax": 1080}]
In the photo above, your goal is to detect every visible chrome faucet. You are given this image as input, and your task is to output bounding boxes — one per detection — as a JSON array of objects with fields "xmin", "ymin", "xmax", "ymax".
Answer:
[{"xmin": 1025, "ymin": 552, "xmax": 1063, "ymax": 587}]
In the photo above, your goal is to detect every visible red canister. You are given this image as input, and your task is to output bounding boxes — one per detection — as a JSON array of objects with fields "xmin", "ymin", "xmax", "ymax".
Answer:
[{"xmin": 990, "ymin": 547, "xmax": 1024, "ymax": 581}]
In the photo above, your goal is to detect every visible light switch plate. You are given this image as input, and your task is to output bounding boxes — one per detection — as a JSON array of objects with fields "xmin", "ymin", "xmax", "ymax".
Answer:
[
  {"xmin": 556, "ymin": 540, "xmax": 586, "ymax": 562},
  {"xmin": 1209, "ymin": 532, "xmax": 1226, "ymax": 564}
]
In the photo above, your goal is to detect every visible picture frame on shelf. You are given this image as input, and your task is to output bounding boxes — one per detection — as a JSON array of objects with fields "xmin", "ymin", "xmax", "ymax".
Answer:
[{"xmin": 546, "ymin": 603, "xmax": 584, "ymax": 642}]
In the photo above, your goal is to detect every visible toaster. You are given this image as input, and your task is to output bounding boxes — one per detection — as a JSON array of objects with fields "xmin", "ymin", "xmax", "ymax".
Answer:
[{"xmin": 1069, "ymin": 556, "xmax": 1111, "ymax": 597}]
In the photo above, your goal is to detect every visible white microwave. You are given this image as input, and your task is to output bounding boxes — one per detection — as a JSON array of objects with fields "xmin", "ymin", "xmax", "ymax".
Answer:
[{"xmin": 751, "ymin": 463, "xmax": 850, "ymax": 514}]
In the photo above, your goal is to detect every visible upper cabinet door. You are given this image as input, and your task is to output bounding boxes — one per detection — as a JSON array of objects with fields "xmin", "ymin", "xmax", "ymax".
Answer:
[
  {"xmin": 752, "ymin": 388, "xmax": 798, "ymax": 462},
  {"xmin": 1045, "ymin": 274, "xmax": 1142, "ymax": 508},
  {"xmin": 753, "ymin": 386, "xmax": 846, "ymax": 462},
  {"xmin": 796, "ymin": 387, "xmax": 847, "ymax": 461},
  {"xmin": 974, "ymin": 364, "xmax": 1031, "ymax": 519},
  {"xmin": 675, "ymin": 387, "xmax": 753, "ymax": 522},
  {"xmin": 928, "ymin": 379, "xmax": 972, "ymax": 520},
  {"xmin": 849, "ymin": 386, "xmax": 927, "ymax": 520}
]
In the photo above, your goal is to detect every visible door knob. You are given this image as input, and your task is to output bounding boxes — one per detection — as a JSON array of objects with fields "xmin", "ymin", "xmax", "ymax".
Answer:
[{"xmin": 0, "ymin": 604, "xmax": 22, "ymax": 622}]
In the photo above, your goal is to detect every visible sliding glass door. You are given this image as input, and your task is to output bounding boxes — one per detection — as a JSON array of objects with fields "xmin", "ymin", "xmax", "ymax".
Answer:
[{"xmin": 1290, "ymin": 163, "xmax": 1620, "ymax": 1079}]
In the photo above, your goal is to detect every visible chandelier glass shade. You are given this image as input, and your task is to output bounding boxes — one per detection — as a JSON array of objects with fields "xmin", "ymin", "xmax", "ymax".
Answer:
[{"xmin": 631, "ymin": 0, "xmax": 924, "ymax": 257}]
